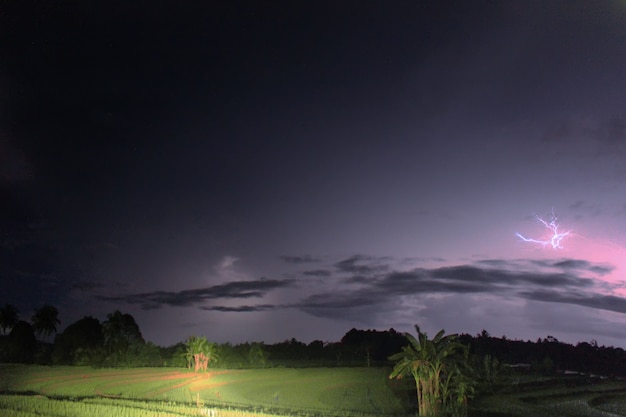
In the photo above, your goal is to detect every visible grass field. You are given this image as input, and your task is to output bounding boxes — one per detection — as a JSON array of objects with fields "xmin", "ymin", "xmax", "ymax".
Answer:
[{"xmin": 0, "ymin": 364, "xmax": 412, "ymax": 417}]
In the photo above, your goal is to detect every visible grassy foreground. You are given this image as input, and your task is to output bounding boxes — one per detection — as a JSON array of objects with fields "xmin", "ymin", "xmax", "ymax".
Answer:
[
  {"xmin": 471, "ymin": 374, "xmax": 626, "ymax": 417},
  {"xmin": 7, "ymin": 364, "xmax": 626, "ymax": 417},
  {"xmin": 0, "ymin": 364, "xmax": 411, "ymax": 417}
]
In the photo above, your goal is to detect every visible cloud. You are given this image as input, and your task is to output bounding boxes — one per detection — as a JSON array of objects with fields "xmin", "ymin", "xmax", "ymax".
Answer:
[
  {"xmin": 293, "ymin": 257, "xmax": 615, "ymax": 322},
  {"xmin": 297, "ymin": 289, "xmax": 389, "ymax": 323},
  {"xmin": 93, "ymin": 254, "xmax": 626, "ymax": 334},
  {"xmin": 519, "ymin": 289, "xmax": 626, "ymax": 315},
  {"xmin": 552, "ymin": 259, "xmax": 614, "ymax": 275},
  {"xmin": 302, "ymin": 269, "xmax": 332, "ymax": 277},
  {"xmin": 334, "ymin": 255, "xmax": 390, "ymax": 275},
  {"xmin": 200, "ymin": 304, "xmax": 278, "ymax": 312},
  {"xmin": 279, "ymin": 255, "xmax": 320, "ymax": 264},
  {"xmin": 429, "ymin": 264, "xmax": 594, "ymax": 288},
  {"xmin": 96, "ymin": 278, "xmax": 294, "ymax": 310},
  {"xmin": 217, "ymin": 256, "xmax": 239, "ymax": 270}
]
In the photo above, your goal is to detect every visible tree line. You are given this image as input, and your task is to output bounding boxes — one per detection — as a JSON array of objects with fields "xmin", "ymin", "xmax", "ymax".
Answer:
[
  {"xmin": 3, "ymin": 303, "xmax": 626, "ymax": 376},
  {"xmin": 459, "ymin": 330, "xmax": 626, "ymax": 377},
  {"xmin": 0, "ymin": 303, "xmax": 408, "ymax": 368}
]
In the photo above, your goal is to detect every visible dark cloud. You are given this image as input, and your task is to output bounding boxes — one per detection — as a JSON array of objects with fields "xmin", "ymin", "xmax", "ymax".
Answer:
[
  {"xmin": 344, "ymin": 275, "xmax": 377, "ymax": 284},
  {"xmin": 430, "ymin": 265, "xmax": 594, "ymax": 288},
  {"xmin": 520, "ymin": 290, "xmax": 626, "ymax": 315},
  {"xmin": 296, "ymin": 269, "xmax": 488, "ymax": 320},
  {"xmin": 279, "ymin": 255, "xmax": 320, "ymax": 264},
  {"xmin": 474, "ymin": 259, "xmax": 510, "ymax": 267},
  {"xmin": 200, "ymin": 304, "xmax": 278, "ymax": 312},
  {"xmin": 96, "ymin": 278, "xmax": 293, "ymax": 310},
  {"xmin": 478, "ymin": 258, "xmax": 611, "ymax": 277},
  {"xmin": 57, "ymin": 257, "xmax": 622, "ymax": 344},
  {"xmin": 334, "ymin": 255, "xmax": 389, "ymax": 275},
  {"xmin": 553, "ymin": 259, "xmax": 614, "ymax": 275},
  {"xmin": 380, "ymin": 270, "xmax": 494, "ymax": 293},
  {"xmin": 298, "ymin": 290, "xmax": 387, "ymax": 322},
  {"xmin": 302, "ymin": 269, "xmax": 332, "ymax": 277},
  {"xmin": 295, "ymin": 258, "xmax": 612, "ymax": 321},
  {"xmin": 552, "ymin": 259, "xmax": 590, "ymax": 269}
]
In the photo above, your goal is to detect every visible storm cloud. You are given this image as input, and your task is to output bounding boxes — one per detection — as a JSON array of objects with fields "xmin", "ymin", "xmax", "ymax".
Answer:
[{"xmin": 96, "ymin": 278, "xmax": 294, "ymax": 310}]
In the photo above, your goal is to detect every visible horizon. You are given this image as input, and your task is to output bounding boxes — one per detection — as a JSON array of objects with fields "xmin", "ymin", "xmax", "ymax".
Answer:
[{"xmin": 4, "ymin": 303, "xmax": 624, "ymax": 350}]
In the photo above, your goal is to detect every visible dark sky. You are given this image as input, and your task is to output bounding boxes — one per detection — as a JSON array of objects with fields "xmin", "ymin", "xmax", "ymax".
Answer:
[{"xmin": 2, "ymin": 1, "xmax": 626, "ymax": 347}]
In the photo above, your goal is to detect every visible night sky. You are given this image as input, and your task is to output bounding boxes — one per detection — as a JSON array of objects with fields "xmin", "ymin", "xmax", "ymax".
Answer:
[{"xmin": 2, "ymin": 1, "xmax": 626, "ymax": 348}]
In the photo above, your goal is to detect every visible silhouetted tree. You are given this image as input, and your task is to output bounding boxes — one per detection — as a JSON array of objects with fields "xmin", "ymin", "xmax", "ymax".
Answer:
[
  {"xmin": 161, "ymin": 342, "xmax": 187, "ymax": 367},
  {"xmin": 0, "ymin": 304, "xmax": 19, "ymax": 335},
  {"xmin": 341, "ymin": 328, "xmax": 407, "ymax": 366},
  {"xmin": 136, "ymin": 341, "xmax": 163, "ymax": 367},
  {"xmin": 52, "ymin": 316, "xmax": 103, "ymax": 365},
  {"xmin": 248, "ymin": 342, "xmax": 269, "ymax": 368},
  {"xmin": 31, "ymin": 305, "xmax": 60, "ymax": 342},
  {"xmin": 1, "ymin": 320, "xmax": 36, "ymax": 363},
  {"xmin": 102, "ymin": 310, "xmax": 144, "ymax": 365}
]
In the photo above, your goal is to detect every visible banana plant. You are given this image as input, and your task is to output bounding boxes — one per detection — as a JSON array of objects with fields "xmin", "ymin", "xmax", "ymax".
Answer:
[{"xmin": 389, "ymin": 325, "xmax": 474, "ymax": 416}]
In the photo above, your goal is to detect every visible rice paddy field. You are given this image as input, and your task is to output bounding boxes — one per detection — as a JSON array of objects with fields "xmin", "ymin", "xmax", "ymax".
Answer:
[
  {"xmin": 5, "ymin": 365, "xmax": 626, "ymax": 416},
  {"xmin": 0, "ymin": 364, "xmax": 412, "ymax": 417},
  {"xmin": 470, "ymin": 374, "xmax": 626, "ymax": 417}
]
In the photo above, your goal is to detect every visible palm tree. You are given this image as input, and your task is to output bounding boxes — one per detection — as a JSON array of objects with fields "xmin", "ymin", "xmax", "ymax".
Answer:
[
  {"xmin": 31, "ymin": 305, "xmax": 60, "ymax": 342},
  {"xmin": 185, "ymin": 335, "xmax": 219, "ymax": 372},
  {"xmin": 0, "ymin": 304, "xmax": 19, "ymax": 335},
  {"xmin": 389, "ymin": 325, "xmax": 473, "ymax": 417}
]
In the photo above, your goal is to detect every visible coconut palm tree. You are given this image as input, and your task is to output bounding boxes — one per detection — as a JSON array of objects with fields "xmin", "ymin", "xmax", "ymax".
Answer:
[
  {"xmin": 0, "ymin": 304, "xmax": 19, "ymax": 335},
  {"xmin": 31, "ymin": 305, "xmax": 60, "ymax": 342},
  {"xmin": 389, "ymin": 325, "xmax": 473, "ymax": 417}
]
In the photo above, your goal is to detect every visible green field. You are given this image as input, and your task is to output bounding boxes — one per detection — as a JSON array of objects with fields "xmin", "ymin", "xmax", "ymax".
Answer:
[
  {"xmin": 6, "ymin": 365, "xmax": 626, "ymax": 417},
  {"xmin": 0, "ymin": 364, "xmax": 412, "ymax": 417},
  {"xmin": 470, "ymin": 374, "xmax": 626, "ymax": 417}
]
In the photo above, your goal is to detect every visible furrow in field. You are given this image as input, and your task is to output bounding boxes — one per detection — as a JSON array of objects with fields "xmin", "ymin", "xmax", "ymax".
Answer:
[{"xmin": 35, "ymin": 370, "xmax": 182, "ymax": 396}]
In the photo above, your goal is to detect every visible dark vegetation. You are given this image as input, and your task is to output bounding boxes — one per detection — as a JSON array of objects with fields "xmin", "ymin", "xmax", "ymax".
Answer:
[
  {"xmin": 2, "ymin": 304, "xmax": 625, "ymax": 380},
  {"xmin": 5, "ymin": 305, "xmax": 626, "ymax": 416},
  {"xmin": 460, "ymin": 330, "xmax": 626, "ymax": 377}
]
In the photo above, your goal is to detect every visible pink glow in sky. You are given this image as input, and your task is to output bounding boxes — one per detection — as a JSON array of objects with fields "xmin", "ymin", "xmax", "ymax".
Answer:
[
  {"xmin": 567, "ymin": 236, "xmax": 626, "ymax": 297},
  {"xmin": 516, "ymin": 214, "xmax": 626, "ymax": 297}
]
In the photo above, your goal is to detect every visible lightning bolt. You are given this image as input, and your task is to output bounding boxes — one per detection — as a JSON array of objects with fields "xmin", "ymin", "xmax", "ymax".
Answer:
[{"xmin": 516, "ymin": 211, "xmax": 571, "ymax": 249}]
